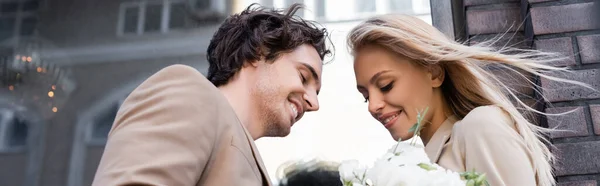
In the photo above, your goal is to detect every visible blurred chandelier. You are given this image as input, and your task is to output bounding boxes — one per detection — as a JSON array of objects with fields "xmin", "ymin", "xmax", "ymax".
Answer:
[{"xmin": 1, "ymin": 38, "xmax": 75, "ymax": 118}]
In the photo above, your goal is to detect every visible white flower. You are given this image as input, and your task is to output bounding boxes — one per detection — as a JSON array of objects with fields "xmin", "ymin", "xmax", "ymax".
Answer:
[
  {"xmin": 383, "ymin": 142, "xmax": 431, "ymax": 167},
  {"xmin": 420, "ymin": 168, "xmax": 466, "ymax": 186},
  {"xmin": 339, "ymin": 140, "xmax": 485, "ymax": 186},
  {"xmin": 367, "ymin": 163, "xmax": 426, "ymax": 186},
  {"xmin": 338, "ymin": 160, "xmax": 368, "ymax": 184}
]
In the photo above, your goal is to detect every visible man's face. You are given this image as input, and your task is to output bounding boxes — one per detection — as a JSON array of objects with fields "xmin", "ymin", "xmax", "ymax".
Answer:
[{"xmin": 252, "ymin": 44, "xmax": 323, "ymax": 137}]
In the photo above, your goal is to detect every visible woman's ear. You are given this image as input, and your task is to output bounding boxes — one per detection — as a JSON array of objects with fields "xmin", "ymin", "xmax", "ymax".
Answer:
[{"xmin": 428, "ymin": 64, "xmax": 445, "ymax": 88}]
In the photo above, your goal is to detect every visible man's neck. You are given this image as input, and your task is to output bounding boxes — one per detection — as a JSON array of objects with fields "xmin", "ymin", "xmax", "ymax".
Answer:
[{"xmin": 218, "ymin": 78, "xmax": 263, "ymax": 140}]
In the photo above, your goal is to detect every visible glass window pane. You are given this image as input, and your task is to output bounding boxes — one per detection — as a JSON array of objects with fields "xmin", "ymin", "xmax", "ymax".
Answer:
[
  {"xmin": 144, "ymin": 4, "xmax": 163, "ymax": 32},
  {"xmin": 0, "ymin": 17, "xmax": 15, "ymax": 41},
  {"xmin": 390, "ymin": 0, "xmax": 413, "ymax": 13},
  {"xmin": 7, "ymin": 118, "xmax": 28, "ymax": 147},
  {"xmin": 20, "ymin": 17, "xmax": 37, "ymax": 36},
  {"xmin": 285, "ymin": 0, "xmax": 303, "ymax": 17},
  {"xmin": 92, "ymin": 103, "xmax": 119, "ymax": 140},
  {"xmin": 169, "ymin": 3, "xmax": 186, "ymax": 29},
  {"xmin": 196, "ymin": 0, "xmax": 210, "ymax": 10},
  {"xmin": 123, "ymin": 6, "xmax": 139, "ymax": 34},
  {"xmin": 1, "ymin": 2, "xmax": 19, "ymax": 14},
  {"xmin": 22, "ymin": 0, "xmax": 39, "ymax": 12},
  {"xmin": 355, "ymin": 0, "xmax": 375, "ymax": 13},
  {"xmin": 316, "ymin": 0, "xmax": 325, "ymax": 18}
]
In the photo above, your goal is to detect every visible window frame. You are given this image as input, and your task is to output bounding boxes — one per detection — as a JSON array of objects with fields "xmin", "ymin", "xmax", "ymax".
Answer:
[
  {"xmin": 0, "ymin": 108, "xmax": 28, "ymax": 153},
  {"xmin": 116, "ymin": 0, "xmax": 220, "ymax": 37},
  {"xmin": 0, "ymin": 0, "xmax": 39, "ymax": 46}
]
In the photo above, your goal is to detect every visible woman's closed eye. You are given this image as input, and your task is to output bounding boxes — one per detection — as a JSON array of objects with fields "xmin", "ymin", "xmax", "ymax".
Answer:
[{"xmin": 380, "ymin": 82, "xmax": 394, "ymax": 92}]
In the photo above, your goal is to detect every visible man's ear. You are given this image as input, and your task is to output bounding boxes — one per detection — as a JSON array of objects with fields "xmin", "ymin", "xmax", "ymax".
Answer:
[
  {"xmin": 244, "ymin": 59, "xmax": 262, "ymax": 68},
  {"xmin": 428, "ymin": 64, "xmax": 445, "ymax": 88}
]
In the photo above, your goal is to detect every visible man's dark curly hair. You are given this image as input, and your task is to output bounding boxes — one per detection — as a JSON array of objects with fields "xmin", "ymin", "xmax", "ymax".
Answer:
[{"xmin": 206, "ymin": 3, "xmax": 332, "ymax": 87}]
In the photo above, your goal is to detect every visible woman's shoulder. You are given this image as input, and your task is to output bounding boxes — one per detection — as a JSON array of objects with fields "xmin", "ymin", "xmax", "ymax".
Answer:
[{"xmin": 452, "ymin": 105, "xmax": 516, "ymax": 139}]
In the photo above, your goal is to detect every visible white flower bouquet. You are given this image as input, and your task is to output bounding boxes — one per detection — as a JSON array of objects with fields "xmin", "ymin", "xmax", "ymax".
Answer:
[{"xmin": 338, "ymin": 108, "xmax": 489, "ymax": 186}]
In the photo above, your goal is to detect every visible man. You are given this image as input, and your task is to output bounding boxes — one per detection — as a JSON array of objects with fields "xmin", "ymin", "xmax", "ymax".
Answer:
[{"xmin": 91, "ymin": 3, "xmax": 330, "ymax": 186}]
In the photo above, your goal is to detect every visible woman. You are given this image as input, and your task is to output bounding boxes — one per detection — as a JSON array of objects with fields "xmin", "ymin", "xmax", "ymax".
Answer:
[{"xmin": 348, "ymin": 15, "xmax": 589, "ymax": 186}]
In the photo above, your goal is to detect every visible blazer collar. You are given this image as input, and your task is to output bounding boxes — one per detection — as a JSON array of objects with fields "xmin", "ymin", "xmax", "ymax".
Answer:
[
  {"xmin": 241, "ymin": 124, "xmax": 272, "ymax": 186},
  {"xmin": 424, "ymin": 116, "xmax": 457, "ymax": 163}
]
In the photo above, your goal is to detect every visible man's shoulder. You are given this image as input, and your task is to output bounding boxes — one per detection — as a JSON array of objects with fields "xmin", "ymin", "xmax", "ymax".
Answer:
[
  {"xmin": 155, "ymin": 64, "xmax": 210, "ymax": 82},
  {"xmin": 146, "ymin": 64, "xmax": 217, "ymax": 92}
]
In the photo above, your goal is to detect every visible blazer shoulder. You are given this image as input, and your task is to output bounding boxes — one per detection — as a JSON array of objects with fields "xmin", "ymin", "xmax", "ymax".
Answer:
[
  {"xmin": 453, "ymin": 105, "xmax": 515, "ymax": 138},
  {"xmin": 156, "ymin": 64, "xmax": 208, "ymax": 81}
]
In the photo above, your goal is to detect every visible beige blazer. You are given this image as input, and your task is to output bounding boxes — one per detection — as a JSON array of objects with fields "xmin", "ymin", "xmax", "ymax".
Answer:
[
  {"xmin": 425, "ymin": 105, "xmax": 537, "ymax": 186},
  {"xmin": 92, "ymin": 65, "xmax": 272, "ymax": 186}
]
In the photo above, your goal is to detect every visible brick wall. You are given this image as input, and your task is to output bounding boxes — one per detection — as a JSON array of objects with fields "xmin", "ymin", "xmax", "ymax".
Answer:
[
  {"xmin": 529, "ymin": 1, "xmax": 600, "ymax": 185},
  {"xmin": 459, "ymin": 0, "xmax": 600, "ymax": 185}
]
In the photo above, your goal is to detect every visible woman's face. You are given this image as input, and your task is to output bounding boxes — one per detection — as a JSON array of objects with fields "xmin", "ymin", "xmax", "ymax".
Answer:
[{"xmin": 354, "ymin": 45, "xmax": 439, "ymax": 141}]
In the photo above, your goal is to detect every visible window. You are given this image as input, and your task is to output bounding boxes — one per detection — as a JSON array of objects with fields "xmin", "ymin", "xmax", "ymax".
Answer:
[
  {"xmin": 22, "ymin": 0, "xmax": 39, "ymax": 12},
  {"xmin": 91, "ymin": 103, "xmax": 119, "ymax": 140},
  {"xmin": 90, "ymin": 98, "xmax": 125, "ymax": 141},
  {"xmin": 0, "ymin": 2, "xmax": 18, "ymax": 14},
  {"xmin": 0, "ymin": 1, "xmax": 39, "ymax": 41},
  {"xmin": 0, "ymin": 17, "xmax": 15, "ymax": 41},
  {"xmin": 315, "ymin": 0, "xmax": 325, "ymax": 18},
  {"xmin": 122, "ymin": 6, "xmax": 140, "ymax": 34},
  {"xmin": 118, "ymin": 0, "xmax": 215, "ymax": 36},
  {"xmin": 389, "ymin": 0, "xmax": 413, "ymax": 14},
  {"xmin": 20, "ymin": 17, "xmax": 37, "ymax": 36},
  {"xmin": 0, "ymin": 109, "xmax": 29, "ymax": 150},
  {"xmin": 144, "ymin": 3, "xmax": 163, "ymax": 32},
  {"xmin": 285, "ymin": 0, "xmax": 304, "ymax": 17},
  {"xmin": 169, "ymin": 2, "xmax": 186, "ymax": 29},
  {"xmin": 195, "ymin": 0, "xmax": 210, "ymax": 10},
  {"xmin": 355, "ymin": 0, "xmax": 376, "ymax": 13}
]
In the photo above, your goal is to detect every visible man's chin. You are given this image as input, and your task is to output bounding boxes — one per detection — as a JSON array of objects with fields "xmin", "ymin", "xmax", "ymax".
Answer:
[{"xmin": 263, "ymin": 124, "xmax": 291, "ymax": 137}]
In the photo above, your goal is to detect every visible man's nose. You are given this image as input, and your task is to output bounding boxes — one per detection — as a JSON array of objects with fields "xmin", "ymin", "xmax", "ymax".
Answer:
[{"xmin": 303, "ymin": 91, "xmax": 319, "ymax": 111}]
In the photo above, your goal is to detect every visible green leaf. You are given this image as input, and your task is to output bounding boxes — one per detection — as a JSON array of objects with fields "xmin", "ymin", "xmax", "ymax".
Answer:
[
  {"xmin": 408, "ymin": 122, "xmax": 419, "ymax": 133},
  {"xmin": 417, "ymin": 163, "xmax": 437, "ymax": 171},
  {"xmin": 466, "ymin": 180, "xmax": 475, "ymax": 186}
]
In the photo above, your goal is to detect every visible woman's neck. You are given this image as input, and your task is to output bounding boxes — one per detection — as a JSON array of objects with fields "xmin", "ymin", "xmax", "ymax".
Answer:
[{"xmin": 420, "ymin": 91, "xmax": 453, "ymax": 145}]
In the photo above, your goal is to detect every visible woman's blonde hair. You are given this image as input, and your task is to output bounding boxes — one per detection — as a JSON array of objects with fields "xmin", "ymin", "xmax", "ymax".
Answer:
[{"xmin": 347, "ymin": 14, "xmax": 593, "ymax": 186}]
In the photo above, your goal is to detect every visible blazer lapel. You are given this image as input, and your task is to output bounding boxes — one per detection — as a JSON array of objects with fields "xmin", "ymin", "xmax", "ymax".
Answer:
[
  {"xmin": 424, "ymin": 116, "xmax": 457, "ymax": 163},
  {"xmin": 241, "ymin": 125, "xmax": 273, "ymax": 186}
]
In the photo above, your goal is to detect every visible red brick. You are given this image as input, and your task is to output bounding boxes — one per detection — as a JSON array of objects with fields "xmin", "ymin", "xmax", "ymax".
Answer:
[
  {"xmin": 464, "ymin": 0, "xmax": 518, "ymax": 6},
  {"xmin": 545, "ymin": 106, "xmax": 589, "ymax": 138},
  {"xmin": 540, "ymin": 69, "xmax": 600, "ymax": 102},
  {"xmin": 558, "ymin": 180, "xmax": 597, "ymax": 186},
  {"xmin": 577, "ymin": 34, "xmax": 600, "ymax": 64},
  {"xmin": 534, "ymin": 37, "xmax": 576, "ymax": 66},
  {"xmin": 591, "ymin": 105, "xmax": 600, "ymax": 135},
  {"xmin": 466, "ymin": 6, "xmax": 523, "ymax": 35},
  {"xmin": 554, "ymin": 141, "xmax": 600, "ymax": 176},
  {"xmin": 530, "ymin": 2, "xmax": 600, "ymax": 35}
]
